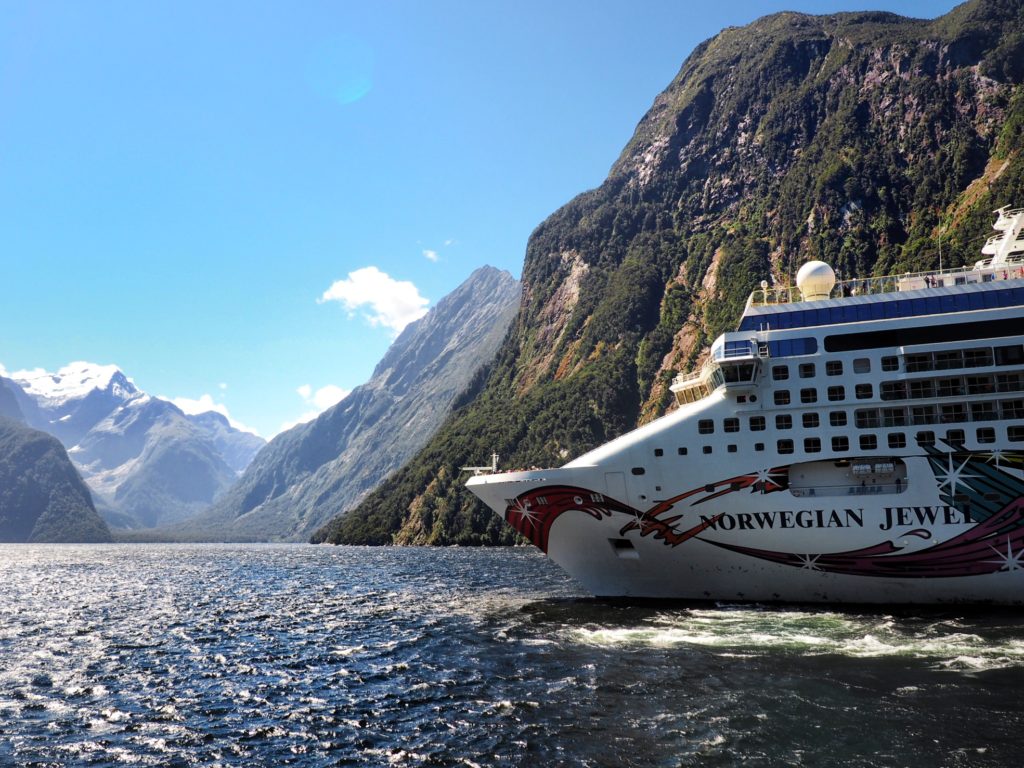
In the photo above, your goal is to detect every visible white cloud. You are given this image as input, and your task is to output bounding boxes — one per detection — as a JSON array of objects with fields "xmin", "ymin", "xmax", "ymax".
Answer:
[
  {"xmin": 218, "ymin": 382, "xmax": 228, "ymax": 391},
  {"xmin": 423, "ymin": 249, "xmax": 439, "ymax": 262},
  {"xmin": 278, "ymin": 383, "xmax": 352, "ymax": 435},
  {"xmin": 319, "ymin": 266, "xmax": 429, "ymax": 334},
  {"xmin": 164, "ymin": 393, "xmax": 260, "ymax": 437},
  {"xmin": 444, "ymin": 238, "xmax": 457, "ymax": 246}
]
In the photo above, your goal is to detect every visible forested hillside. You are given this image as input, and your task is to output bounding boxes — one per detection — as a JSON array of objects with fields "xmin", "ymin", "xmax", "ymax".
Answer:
[{"xmin": 315, "ymin": 0, "xmax": 1024, "ymax": 546}]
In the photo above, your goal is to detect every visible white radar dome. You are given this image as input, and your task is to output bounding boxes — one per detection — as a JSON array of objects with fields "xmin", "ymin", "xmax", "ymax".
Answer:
[{"xmin": 796, "ymin": 260, "xmax": 836, "ymax": 301}]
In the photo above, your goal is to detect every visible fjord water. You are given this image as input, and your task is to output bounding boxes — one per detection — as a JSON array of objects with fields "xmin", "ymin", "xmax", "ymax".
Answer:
[{"xmin": 2, "ymin": 546, "xmax": 1023, "ymax": 767}]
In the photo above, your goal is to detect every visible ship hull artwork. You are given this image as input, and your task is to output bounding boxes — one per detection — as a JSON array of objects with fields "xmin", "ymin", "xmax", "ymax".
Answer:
[{"xmin": 467, "ymin": 207, "xmax": 1024, "ymax": 604}]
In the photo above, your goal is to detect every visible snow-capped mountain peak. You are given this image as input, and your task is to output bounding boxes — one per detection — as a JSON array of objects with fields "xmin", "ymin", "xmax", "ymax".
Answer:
[{"xmin": 11, "ymin": 362, "xmax": 139, "ymax": 407}]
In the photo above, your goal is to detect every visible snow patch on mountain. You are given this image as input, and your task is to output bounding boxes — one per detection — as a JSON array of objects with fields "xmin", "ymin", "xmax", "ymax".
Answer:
[{"xmin": 11, "ymin": 362, "xmax": 138, "ymax": 406}]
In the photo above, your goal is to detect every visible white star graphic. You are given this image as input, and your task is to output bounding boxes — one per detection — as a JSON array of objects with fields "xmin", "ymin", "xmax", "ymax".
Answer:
[
  {"xmin": 985, "ymin": 537, "xmax": 1024, "ymax": 572},
  {"xmin": 796, "ymin": 554, "xmax": 822, "ymax": 571},
  {"xmin": 987, "ymin": 449, "xmax": 1008, "ymax": 469},
  {"xmin": 752, "ymin": 468, "xmax": 783, "ymax": 492},
  {"xmin": 935, "ymin": 455, "xmax": 979, "ymax": 495},
  {"xmin": 510, "ymin": 499, "xmax": 539, "ymax": 528}
]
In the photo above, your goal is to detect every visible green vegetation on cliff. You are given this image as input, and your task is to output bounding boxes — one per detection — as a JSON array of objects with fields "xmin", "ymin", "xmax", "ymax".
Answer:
[{"xmin": 314, "ymin": 0, "xmax": 1024, "ymax": 546}]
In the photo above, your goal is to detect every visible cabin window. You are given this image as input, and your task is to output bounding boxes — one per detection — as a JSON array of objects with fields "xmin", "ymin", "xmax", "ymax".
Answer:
[
  {"xmin": 911, "ymin": 405, "xmax": 937, "ymax": 424},
  {"xmin": 800, "ymin": 388, "xmax": 817, "ymax": 404},
  {"xmin": 777, "ymin": 439, "xmax": 794, "ymax": 455},
  {"xmin": 860, "ymin": 434, "xmax": 878, "ymax": 450},
  {"xmin": 996, "ymin": 344, "xmax": 1024, "ymax": 366},
  {"xmin": 1009, "ymin": 426, "xmax": 1024, "ymax": 442},
  {"xmin": 966, "ymin": 376, "xmax": 995, "ymax": 395},
  {"xmin": 947, "ymin": 429, "xmax": 966, "ymax": 446},
  {"xmin": 855, "ymin": 383, "xmax": 873, "ymax": 399},
  {"xmin": 774, "ymin": 390, "xmax": 791, "ymax": 406},
  {"xmin": 803, "ymin": 413, "xmax": 819, "ymax": 428},
  {"xmin": 855, "ymin": 409, "xmax": 880, "ymax": 428},
  {"xmin": 1003, "ymin": 399, "xmax": 1024, "ymax": 419},
  {"xmin": 832, "ymin": 436, "xmax": 850, "ymax": 452},
  {"xmin": 631, "ymin": 467, "xmax": 646, "ymax": 475},
  {"xmin": 704, "ymin": 484, "xmax": 715, "ymax": 493},
  {"xmin": 698, "ymin": 419, "xmax": 714, "ymax": 434},
  {"xmin": 703, "ymin": 446, "xmax": 713, "ymax": 454},
  {"xmin": 997, "ymin": 373, "xmax": 1024, "ymax": 392},
  {"xmin": 964, "ymin": 348, "xmax": 993, "ymax": 368},
  {"xmin": 772, "ymin": 365, "xmax": 789, "ymax": 381},
  {"xmin": 799, "ymin": 363, "xmax": 815, "ymax": 379},
  {"xmin": 940, "ymin": 403, "xmax": 967, "ymax": 423},
  {"xmin": 935, "ymin": 351, "xmax": 964, "ymax": 370},
  {"xmin": 827, "ymin": 385, "xmax": 845, "ymax": 402},
  {"xmin": 882, "ymin": 408, "xmax": 907, "ymax": 427},
  {"xmin": 754, "ymin": 442, "xmax": 765, "ymax": 452},
  {"xmin": 749, "ymin": 416, "xmax": 766, "ymax": 431},
  {"xmin": 727, "ymin": 444, "xmax": 737, "ymax": 453},
  {"xmin": 971, "ymin": 402, "xmax": 997, "ymax": 422},
  {"xmin": 678, "ymin": 447, "xmax": 688, "ymax": 455},
  {"xmin": 829, "ymin": 411, "xmax": 847, "ymax": 427},
  {"xmin": 977, "ymin": 427, "xmax": 996, "ymax": 444},
  {"xmin": 804, "ymin": 437, "xmax": 821, "ymax": 453},
  {"xmin": 826, "ymin": 360, "xmax": 843, "ymax": 376},
  {"xmin": 880, "ymin": 381, "xmax": 907, "ymax": 400},
  {"xmin": 724, "ymin": 418, "xmax": 740, "ymax": 433},
  {"xmin": 887, "ymin": 433, "xmax": 907, "ymax": 449},
  {"xmin": 853, "ymin": 358, "xmax": 871, "ymax": 374},
  {"xmin": 916, "ymin": 431, "xmax": 935, "ymax": 447},
  {"xmin": 881, "ymin": 356, "xmax": 899, "ymax": 372},
  {"xmin": 654, "ymin": 448, "xmax": 664, "ymax": 457},
  {"xmin": 909, "ymin": 380, "xmax": 935, "ymax": 399},
  {"xmin": 936, "ymin": 378, "xmax": 964, "ymax": 398},
  {"xmin": 776, "ymin": 415, "xmax": 793, "ymax": 430}
]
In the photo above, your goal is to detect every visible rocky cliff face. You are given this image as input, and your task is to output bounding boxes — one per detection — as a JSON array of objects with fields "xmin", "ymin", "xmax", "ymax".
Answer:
[
  {"xmin": 0, "ymin": 416, "xmax": 112, "ymax": 543},
  {"xmin": 321, "ymin": 0, "xmax": 1024, "ymax": 545},
  {"xmin": 181, "ymin": 266, "xmax": 521, "ymax": 541}
]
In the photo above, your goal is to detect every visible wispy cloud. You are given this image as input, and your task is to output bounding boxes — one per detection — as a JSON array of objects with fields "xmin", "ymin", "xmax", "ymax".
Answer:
[
  {"xmin": 279, "ymin": 383, "xmax": 352, "ymax": 435},
  {"xmin": 443, "ymin": 238, "xmax": 457, "ymax": 247},
  {"xmin": 165, "ymin": 393, "xmax": 260, "ymax": 436},
  {"xmin": 423, "ymin": 249, "xmax": 439, "ymax": 262},
  {"xmin": 319, "ymin": 266, "xmax": 429, "ymax": 335}
]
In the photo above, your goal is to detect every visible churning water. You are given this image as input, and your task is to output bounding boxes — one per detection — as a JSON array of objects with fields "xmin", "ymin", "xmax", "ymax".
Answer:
[{"xmin": 1, "ymin": 544, "xmax": 1023, "ymax": 767}]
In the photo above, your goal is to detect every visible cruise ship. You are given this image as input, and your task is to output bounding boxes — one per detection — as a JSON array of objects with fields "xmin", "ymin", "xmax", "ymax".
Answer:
[{"xmin": 467, "ymin": 206, "xmax": 1024, "ymax": 604}]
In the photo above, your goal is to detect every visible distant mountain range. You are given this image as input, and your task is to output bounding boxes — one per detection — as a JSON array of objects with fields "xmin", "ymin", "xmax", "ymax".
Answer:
[
  {"xmin": 179, "ymin": 265, "xmax": 520, "ymax": 542},
  {"xmin": 1, "ymin": 363, "xmax": 264, "ymax": 529}
]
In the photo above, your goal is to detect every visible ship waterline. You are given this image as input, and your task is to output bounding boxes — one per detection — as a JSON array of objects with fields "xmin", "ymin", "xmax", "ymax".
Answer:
[{"xmin": 467, "ymin": 207, "xmax": 1024, "ymax": 604}]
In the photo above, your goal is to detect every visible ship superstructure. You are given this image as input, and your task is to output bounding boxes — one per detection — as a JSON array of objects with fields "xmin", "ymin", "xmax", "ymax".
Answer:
[{"xmin": 467, "ymin": 207, "xmax": 1024, "ymax": 604}]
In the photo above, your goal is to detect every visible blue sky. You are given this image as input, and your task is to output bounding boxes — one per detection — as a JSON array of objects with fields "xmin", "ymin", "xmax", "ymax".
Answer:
[{"xmin": 0, "ymin": 0, "xmax": 955, "ymax": 437}]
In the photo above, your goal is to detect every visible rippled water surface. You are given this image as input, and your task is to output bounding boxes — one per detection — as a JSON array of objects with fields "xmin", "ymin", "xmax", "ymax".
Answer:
[{"xmin": 2, "ymin": 545, "xmax": 1024, "ymax": 767}]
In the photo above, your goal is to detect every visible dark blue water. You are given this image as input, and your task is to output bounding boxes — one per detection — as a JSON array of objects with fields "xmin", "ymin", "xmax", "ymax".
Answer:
[{"xmin": 2, "ymin": 545, "xmax": 1024, "ymax": 767}]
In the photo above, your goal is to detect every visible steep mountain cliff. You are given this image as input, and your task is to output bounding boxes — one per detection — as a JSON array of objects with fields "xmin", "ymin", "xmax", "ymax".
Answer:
[
  {"xmin": 317, "ymin": 0, "xmax": 1024, "ymax": 545},
  {"xmin": 179, "ymin": 266, "xmax": 520, "ymax": 541},
  {"xmin": 0, "ymin": 417, "xmax": 112, "ymax": 543},
  {"xmin": 4, "ymin": 364, "xmax": 264, "ymax": 528}
]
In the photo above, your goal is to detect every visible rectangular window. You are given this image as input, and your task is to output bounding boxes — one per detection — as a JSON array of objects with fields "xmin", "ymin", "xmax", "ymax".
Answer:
[
  {"xmin": 804, "ymin": 437, "xmax": 821, "ymax": 453},
  {"xmin": 971, "ymin": 402, "xmax": 997, "ymax": 422},
  {"xmin": 654, "ymin": 448, "xmax": 663, "ymax": 457},
  {"xmin": 855, "ymin": 383, "xmax": 873, "ymax": 400},
  {"xmin": 860, "ymin": 434, "xmax": 878, "ymax": 450},
  {"xmin": 774, "ymin": 390, "xmax": 791, "ymax": 406},
  {"xmin": 826, "ymin": 360, "xmax": 843, "ymax": 376},
  {"xmin": 749, "ymin": 416, "xmax": 766, "ymax": 432},
  {"xmin": 754, "ymin": 442, "xmax": 765, "ymax": 452},
  {"xmin": 827, "ymin": 385, "xmax": 845, "ymax": 402},
  {"xmin": 727, "ymin": 444, "xmax": 737, "ymax": 453},
  {"xmin": 966, "ymin": 376, "xmax": 995, "ymax": 395},
  {"xmin": 995, "ymin": 344, "xmax": 1024, "ymax": 366},
  {"xmin": 906, "ymin": 353, "xmax": 932, "ymax": 373},
  {"xmin": 881, "ymin": 356, "xmax": 899, "ymax": 371},
  {"xmin": 880, "ymin": 381, "xmax": 907, "ymax": 400},
  {"xmin": 777, "ymin": 439, "xmax": 794, "ymax": 455},
  {"xmin": 678, "ymin": 447, "xmax": 688, "ymax": 455},
  {"xmin": 964, "ymin": 348, "xmax": 993, "ymax": 368},
  {"xmin": 997, "ymin": 373, "xmax": 1024, "ymax": 392},
  {"xmin": 776, "ymin": 414, "xmax": 793, "ymax": 430},
  {"xmin": 887, "ymin": 433, "xmax": 907, "ymax": 449},
  {"xmin": 936, "ymin": 378, "xmax": 964, "ymax": 398},
  {"xmin": 882, "ymin": 408, "xmax": 907, "ymax": 427},
  {"xmin": 1010, "ymin": 426, "xmax": 1024, "ymax": 442},
  {"xmin": 832, "ymin": 436, "xmax": 850, "ymax": 452},
  {"xmin": 799, "ymin": 363, "xmax": 816, "ymax": 379},
  {"xmin": 977, "ymin": 427, "xmax": 996, "ymax": 444},
  {"xmin": 909, "ymin": 380, "xmax": 935, "ymax": 399},
  {"xmin": 829, "ymin": 411, "xmax": 847, "ymax": 427},
  {"xmin": 800, "ymin": 388, "xmax": 817, "ymax": 404},
  {"xmin": 703, "ymin": 446, "xmax": 713, "ymax": 454},
  {"xmin": 1002, "ymin": 399, "xmax": 1024, "ymax": 419},
  {"xmin": 935, "ymin": 351, "xmax": 964, "ymax": 370},
  {"xmin": 772, "ymin": 365, "xmax": 789, "ymax": 381},
  {"xmin": 803, "ymin": 413, "xmax": 820, "ymax": 428},
  {"xmin": 940, "ymin": 403, "xmax": 967, "ymax": 423},
  {"xmin": 724, "ymin": 418, "xmax": 740, "ymax": 433},
  {"xmin": 855, "ymin": 409, "xmax": 880, "ymax": 428},
  {"xmin": 698, "ymin": 419, "xmax": 714, "ymax": 434},
  {"xmin": 911, "ymin": 405, "xmax": 937, "ymax": 425},
  {"xmin": 916, "ymin": 430, "xmax": 935, "ymax": 447},
  {"xmin": 853, "ymin": 358, "xmax": 871, "ymax": 374},
  {"xmin": 947, "ymin": 429, "xmax": 965, "ymax": 445}
]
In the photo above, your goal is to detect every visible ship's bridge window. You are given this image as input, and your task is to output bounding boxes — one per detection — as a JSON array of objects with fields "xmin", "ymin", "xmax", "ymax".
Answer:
[
  {"xmin": 977, "ymin": 427, "xmax": 996, "ymax": 444},
  {"xmin": 826, "ymin": 360, "xmax": 843, "ymax": 376},
  {"xmin": 827, "ymin": 385, "xmax": 845, "ymax": 402},
  {"xmin": 832, "ymin": 436, "xmax": 850, "ymax": 452},
  {"xmin": 996, "ymin": 344, "xmax": 1024, "ymax": 366},
  {"xmin": 853, "ymin": 358, "xmax": 871, "ymax": 374},
  {"xmin": 881, "ymin": 356, "xmax": 899, "ymax": 372},
  {"xmin": 800, "ymin": 388, "xmax": 817, "ymax": 404},
  {"xmin": 776, "ymin": 414, "xmax": 793, "ymax": 430},
  {"xmin": 855, "ymin": 383, "xmax": 873, "ymax": 399},
  {"xmin": 888, "ymin": 433, "xmax": 907, "ymax": 449},
  {"xmin": 724, "ymin": 418, "xmax": 739, "ymax": 433},
  {"xmin": 829, "ymin": 411, "xmax": 847, "ymax": 427},
  {"xmin": 774, "ymin": 390, "xmax": 791, "ymax": 406},
  {"xmin": 915, "ymin": 430, "xmax": 935, "ymax": 447},
  {"xmin": 698, "ymin": 419, "xmax": 714, "ymax": 434},
  {"xmin": 804, "ymin": 437, "xmax": 821, "ymax": 453},
  {"xmin": 860, "ymin": 434, "xmax": 878, "ymax": 450},
  {"xmin": 749, "ymin": 416, "xmax": 766, "ymax": 431},
  {"xmin": 1009, "ymin": 426, "xmax": 1024, "ymax": 442},
  {"xmin": 767, "ymin": 338, "xmax": 818, "ymax": 358},
  {"xmin": 803, "ymin": 413, "xmax": 819, "ymax": 428},
  {"xmin": 772, "ymin": 365, "xmax": 789, "ymax": 381},
  {"xmin": 799, "ymin": 363, "xmax": 816, "ymax": 378},
  {"xmin": 722, "ymin": 362, "xmax": 757, "ymax": 383}
]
